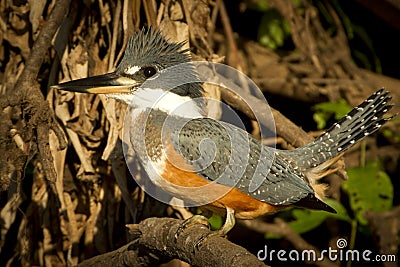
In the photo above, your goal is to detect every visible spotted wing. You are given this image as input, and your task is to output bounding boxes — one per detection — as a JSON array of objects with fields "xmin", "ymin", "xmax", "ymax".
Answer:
[{"xmin": 170, "ymin": 117, "xmax": 324, "ymax": 207}]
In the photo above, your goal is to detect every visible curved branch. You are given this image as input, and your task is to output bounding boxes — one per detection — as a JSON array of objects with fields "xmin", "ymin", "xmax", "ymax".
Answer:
[
  {"xmin": 78, "ymin": 217, "xmax": 267, "ymax": 267},
  {"xmin": 6, "ymin": 0, "xmax": 72, "ymax": 107},
  {"xmin": 0, "ymin": 0, "xmax": 71, "ymax": 188},
  {"xmin": 220, "ymin": 86, "xmax": 314, "ymax": 147}
]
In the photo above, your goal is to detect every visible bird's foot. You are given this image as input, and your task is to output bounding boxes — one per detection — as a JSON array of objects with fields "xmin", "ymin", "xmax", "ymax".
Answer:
[
  {"xmin": 175, "ymin": 208, "xmax": 236, "ymax": 251},
  {"xmin": 175, "ymin": 214, "xmax": 210, "ymax": 240}
]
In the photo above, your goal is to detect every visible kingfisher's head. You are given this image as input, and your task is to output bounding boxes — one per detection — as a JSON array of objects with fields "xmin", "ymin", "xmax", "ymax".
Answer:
[{"xmin": 52, "ymin": 28, "xmax": 205, "ymax": 117}]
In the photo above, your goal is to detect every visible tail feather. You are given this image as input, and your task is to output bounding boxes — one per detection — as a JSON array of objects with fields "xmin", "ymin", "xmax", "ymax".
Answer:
[
  {"xmin": 286, "ymin": 89, "xmax": 395, "ymax": 169},
  {"xmin": 294, "ymin": 193, "xmax": 336, "ymax": 213}
]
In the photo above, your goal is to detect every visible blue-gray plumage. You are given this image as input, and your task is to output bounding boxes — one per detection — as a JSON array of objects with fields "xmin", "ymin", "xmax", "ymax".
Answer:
[{"xmin": 169, "ymin": 117, "xmax": 316, "ymax": 204}]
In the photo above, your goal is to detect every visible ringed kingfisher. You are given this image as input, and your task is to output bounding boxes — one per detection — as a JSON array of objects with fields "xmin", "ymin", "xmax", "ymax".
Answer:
[{"xmin": 52, "ymin": 28, "xmax": 395, "ymax": 243}]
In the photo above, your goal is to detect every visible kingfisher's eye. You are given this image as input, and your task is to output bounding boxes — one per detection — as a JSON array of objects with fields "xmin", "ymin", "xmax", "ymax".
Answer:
[{"xmin": 143, "ymin": 66, "xmax": 157, "ymax": 78}]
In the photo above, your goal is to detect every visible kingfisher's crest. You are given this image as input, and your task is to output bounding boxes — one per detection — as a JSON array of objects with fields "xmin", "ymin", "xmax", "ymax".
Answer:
[{"xmin": 117, "ymin": 27, "xmax": 191, "ymax": 74}]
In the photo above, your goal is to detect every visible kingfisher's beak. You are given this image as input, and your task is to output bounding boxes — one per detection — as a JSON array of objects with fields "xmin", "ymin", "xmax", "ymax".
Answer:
[{"xmin": 51, "ymin": 72, "xmax": 139, "ymax": 94}]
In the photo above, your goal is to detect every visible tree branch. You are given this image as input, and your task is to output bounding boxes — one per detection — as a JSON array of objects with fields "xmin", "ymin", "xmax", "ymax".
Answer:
[
  {"xmin": 220, "ymin": 86, "xmax": 314, "ymax": 147},
  {"xmin": 0, "ymin": 0, "xmax": 70, "ymax": 189},
  {"xmin": 78, "ymin": 217, "xmax": 267, "ymax": 267}
]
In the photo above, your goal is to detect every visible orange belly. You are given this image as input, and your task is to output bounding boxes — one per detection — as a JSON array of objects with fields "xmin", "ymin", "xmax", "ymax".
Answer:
[{"xmin": 158, "ymin": 142, "xmax": 281, "ymax": 219}]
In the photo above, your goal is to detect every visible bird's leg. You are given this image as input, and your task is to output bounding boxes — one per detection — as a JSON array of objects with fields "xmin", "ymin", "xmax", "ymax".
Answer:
[{"xmin": 194, "ymin": 207, "xmax": 235, "ymax": 249}]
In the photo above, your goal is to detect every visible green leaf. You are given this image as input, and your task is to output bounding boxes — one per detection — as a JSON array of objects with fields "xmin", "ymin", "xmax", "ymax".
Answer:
[
  {"xmin": 313, "ymin": 112, "xmax": 331, "ymax": 130},
  {"xmin": 323, "ymin": 198, "xmax": 352, "ymax": 223},
  {"xmin": 208, "ymin": 214, "xmax": 223, "ymax": 230},
  {"xmin": 312, "ymin": 99, "xmax": 352, "ymax": 129},
  {"xmin": 257, "ymin": 9, "xmax": 290, "ymax": 50},
  {"xmin": 342, "ymin": 161, "xmax": 393, "ymax": 225},
  {"xmin": 313, "ymin": 99, "xmax": 352, "ymax": 119},
  {"xmin": 289, "ymin": 209, "xmax": 328, "ymax": 232}
]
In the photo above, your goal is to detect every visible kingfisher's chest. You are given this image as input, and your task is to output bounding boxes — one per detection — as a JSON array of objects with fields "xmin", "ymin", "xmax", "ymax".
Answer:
[
  {"xmin": 128, "ymin": 109, "xmax": 169, "ymax": 163},
  {"xmin": 129, "ymin": 109, "xmax": 216, "ymax": 164}
]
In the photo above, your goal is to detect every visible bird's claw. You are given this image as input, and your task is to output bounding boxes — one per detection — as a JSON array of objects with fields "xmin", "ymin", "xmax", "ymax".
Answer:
[
  {"xmin": 176, "ymin": 208, "xmax": 235, "ymax": 251},
  {"xmin": 175, "ymin": 215, "xmax": 224, "ymax": 251},
  {"xmin": 175, "ymin": 215, "xmax": 210, "ymax": 240}
]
